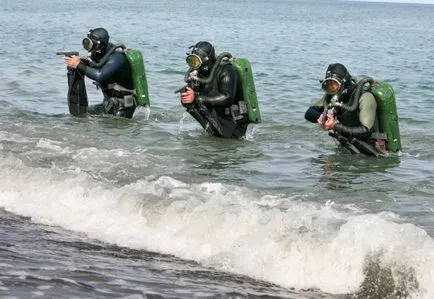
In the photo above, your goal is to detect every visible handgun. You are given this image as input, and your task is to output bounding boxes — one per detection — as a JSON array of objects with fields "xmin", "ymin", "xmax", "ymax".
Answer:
[
  {"xmin": 175, "ymin": 70, "xmax": 199, "ymax": 94},
  {"xmin": 56, "ymin": 51, "xmax": 79, "ymax": 57},
  {"xmin": 174, "ymin": 85, "xmax": 189, "ymax": 94}
]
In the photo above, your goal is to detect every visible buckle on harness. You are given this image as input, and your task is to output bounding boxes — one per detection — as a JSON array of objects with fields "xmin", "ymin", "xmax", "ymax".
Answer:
[
  {"xmin": 123, "ymin": 95, "xmax": 135, "ymax": 108},
  {"xmin": 104, "ymin": 95, "xmax": 136, "ymax": 113},
  {"xmin": 229, "ymin": 101, "xmax": 248, "ymax": 122}
]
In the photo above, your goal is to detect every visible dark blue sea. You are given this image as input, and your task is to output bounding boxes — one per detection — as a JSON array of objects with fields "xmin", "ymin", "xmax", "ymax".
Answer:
[{"xmin": 0, "ymin": 0, "xmax": 433, "ymax": 298}]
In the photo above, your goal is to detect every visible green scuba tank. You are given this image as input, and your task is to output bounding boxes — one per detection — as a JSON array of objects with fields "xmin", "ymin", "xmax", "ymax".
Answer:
[
  {"xmin": 370, "ymin": 81, "xmax": 402, "ymax": 152},
  {"xmin": 124, "ymin": 49, "xmax": 150, "ymax": 107},
  {"xmin": 233, "ymin": 58, "xmax": 261, "ymax": 123}
]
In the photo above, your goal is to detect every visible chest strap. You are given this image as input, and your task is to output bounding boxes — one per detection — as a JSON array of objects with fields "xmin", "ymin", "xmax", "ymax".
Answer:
[{"xmin": 107, "ymin": 83, "xmax": 136, "ymax": 95}]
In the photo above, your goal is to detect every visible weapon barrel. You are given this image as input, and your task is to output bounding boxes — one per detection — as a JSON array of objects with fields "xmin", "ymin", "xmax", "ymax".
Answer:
[
  {"xmin": 56, "ymin": 51, "xmax": 79, "ymax": 56},
  {"xmin": 174, "ymin": 85, "xmax": 188, "ymax": 94}
]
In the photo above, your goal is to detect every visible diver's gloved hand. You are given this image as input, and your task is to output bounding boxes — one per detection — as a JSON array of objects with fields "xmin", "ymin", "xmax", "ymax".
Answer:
[
  {"xmin": 64, "ymin": 56, "xmax": 81, "ymax": 69},
  {"xmin": 317, "ymin": 113, "xmax": 336, "ymax": 131},
  {"xmin": 180, "ymin": 86, "xmax": 195, "ymax": 106}
]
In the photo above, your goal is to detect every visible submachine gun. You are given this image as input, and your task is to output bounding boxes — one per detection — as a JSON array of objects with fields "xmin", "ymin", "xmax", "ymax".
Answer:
[{"xmin": 321, "ymin": 94, "xmax": 338, "ymax": 127}]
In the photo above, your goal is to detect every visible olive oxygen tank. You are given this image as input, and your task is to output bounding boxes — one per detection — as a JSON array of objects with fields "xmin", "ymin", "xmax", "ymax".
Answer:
[
  {"xmin": 124, "ymin": 49, "xmax": 150, "ymax": 107},
  {"xmin": 369, "ymin": 81, "xmax": 402, "ymax": 152},
  {"xmin": 232, "ymin": 58, "xmax": 261, "ymax": 123}
]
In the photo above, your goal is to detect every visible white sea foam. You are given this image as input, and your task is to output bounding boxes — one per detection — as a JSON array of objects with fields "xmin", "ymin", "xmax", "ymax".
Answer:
[{"xmin": 0, "ymin": 153, "xmax": 433, "ymax": 298}]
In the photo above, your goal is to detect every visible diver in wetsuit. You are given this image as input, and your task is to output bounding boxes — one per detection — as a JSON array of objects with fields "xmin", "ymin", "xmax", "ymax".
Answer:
[
  {"xmin": 304, "ymin": 63, "xmax": 382, "ymax": 156},
  {"xmin": 179, "ymin": 41, "xmax": 249, "ymax": 138},
  {"xmin": 64, "ymin": 28, "xmax": 136, "ymax": 118}
]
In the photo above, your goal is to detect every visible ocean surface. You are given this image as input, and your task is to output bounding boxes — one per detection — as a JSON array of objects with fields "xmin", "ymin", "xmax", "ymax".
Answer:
[{"xmin": 0, "ymin": 0, "xmax": 433, "ymax": 298}]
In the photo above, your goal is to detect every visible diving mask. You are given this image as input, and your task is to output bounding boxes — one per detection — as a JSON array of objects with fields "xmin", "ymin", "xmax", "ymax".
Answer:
[
  {"xmin": 82, "ymin": 36, "xmax": 101, "ymax": 53},
  {"xmin": 321, "ymin": 78, "xmax": 342, "ymax": 94},
  {"xmin": 186, "ymin": 53, "xmax": 206, "ymax": 70}
]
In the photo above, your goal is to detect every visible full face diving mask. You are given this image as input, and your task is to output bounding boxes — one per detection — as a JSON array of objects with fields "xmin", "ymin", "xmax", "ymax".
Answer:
[
  {"xmin": 185, "ymin": 46, "xmax": 209, "ymax": 70},
  {"xmin": 82, "ymin": 34, "xmax": 102, "ymax": 53},
  {"xmin": 321, "ymin": 77, "xmax": 342, "ymax": 94},
  {"xmin": 186, "ymin": 53, "xmax": 205, "ymax": 69}
]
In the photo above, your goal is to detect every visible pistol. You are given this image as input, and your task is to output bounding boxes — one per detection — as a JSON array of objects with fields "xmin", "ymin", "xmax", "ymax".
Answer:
[
  {"xmin": 174, "ymin": 85, "xmax": 188, "ymax": 94},
  {"xmin": 56, "ymin": 51, "xmax": 79, "ymax": 57}
]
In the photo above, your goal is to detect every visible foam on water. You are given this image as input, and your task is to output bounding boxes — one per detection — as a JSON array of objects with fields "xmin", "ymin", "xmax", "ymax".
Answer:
[
  {"xmin": 1, "ymin": 1, "xmax": 434, "ymax": 298},
  {"xmin": 0, "ymin": 147, "xmax": 432, "ymax": 298}
]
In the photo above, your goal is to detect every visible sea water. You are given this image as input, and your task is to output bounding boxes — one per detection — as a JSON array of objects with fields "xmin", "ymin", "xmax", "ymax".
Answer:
[{"xmin": 0, "ymin": 0, "xmax": 433, "ymax": 298}]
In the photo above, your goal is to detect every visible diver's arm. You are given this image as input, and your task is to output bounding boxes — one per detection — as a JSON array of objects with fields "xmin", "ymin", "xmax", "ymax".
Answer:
[
  {"xmin": 333, "ymin": 123, "xmax": 372, "ymax": 140},
  {"xmin": 358, "ymin": 92, "xmax": 377, "ymax": 130},
  {"xmin": 197, "ymin": 65, "xmax": 237, "ymax": 108},
  {"xmin": 77, "ymin": 52, "xmax": 125, "ymax": 84},
  {"xmin": 305, "ymin": 97, "xmax": 326, "ymax": 123},
  {"xmin": 305, "ymin": 106, "xmax": 323, "ymax": 123}
]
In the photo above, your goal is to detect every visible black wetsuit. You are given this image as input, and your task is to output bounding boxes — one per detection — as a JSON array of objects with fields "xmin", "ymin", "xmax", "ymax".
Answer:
[
  {"xmin": 184, "ymin": 63, "xmax": 249, "ymax": 138},
  {"xmin": 77, "ymin": 49, "xmax": 135, "ymax": 119},
  {"xmin": 305, "ymin": 88, "xmax": 381, "ymax": 155}
]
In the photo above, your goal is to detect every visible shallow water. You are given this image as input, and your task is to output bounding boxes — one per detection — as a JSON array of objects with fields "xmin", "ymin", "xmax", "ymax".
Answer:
[{"xmin": 0, "ymin": 0, "xmax": 433, "ymax": 298}]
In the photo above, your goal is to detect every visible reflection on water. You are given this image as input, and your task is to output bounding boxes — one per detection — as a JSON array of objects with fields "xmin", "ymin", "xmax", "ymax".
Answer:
[
  {"xmin": 176, "ymin": 133, "xmax": 264, "ymax": 185},
  {"xmin": 313, "ymin": 151, "xmax": 401, "ymax": 174},
  {"xmin": 311, "ymin": 151, "xmax": 401, "ymax": 191},
  {"xmin": 183, "ymin": 136, "xmax": 263, "ymax": 169}
]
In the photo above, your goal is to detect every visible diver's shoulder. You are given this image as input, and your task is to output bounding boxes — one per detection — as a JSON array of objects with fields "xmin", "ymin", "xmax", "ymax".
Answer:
[
  {"xmin": 361, "ymin": 90, "xmax": 376, "ymax": 100},
  {"xmin": 219, "ymin": 61, "xmax": 237, "ymax": 75}
]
